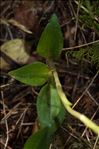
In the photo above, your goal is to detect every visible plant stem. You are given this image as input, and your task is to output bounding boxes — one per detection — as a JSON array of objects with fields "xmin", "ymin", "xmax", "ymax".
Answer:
[
  {"xmin": 52, "ymin": 68, "xmax": 99, "ymax": 134},
  {"xmin": 53, "ymin": 70, "xmax": 72, "ymax": 106}
]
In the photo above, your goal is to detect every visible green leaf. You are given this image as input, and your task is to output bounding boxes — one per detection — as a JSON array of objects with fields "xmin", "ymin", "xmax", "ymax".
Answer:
[
  {"xmin": 37, "ymin": 14, "xmax": 63, "ymax": 60},
  {"xmin": 50, "ymin": 84, "xmax": 62, "ymax": 118},
  {"xmin": 24, "ymin": 128, "xmax": 51, "ymax": 149},
  {"xmin": 9, "ymin": 62, "xmax": 51, "ymax": 86},
  {"xmin": 37, "ymin": 83, "xmax": 65, "ymax": 133},
  {"xmin": 37, "ymin": 84, "xmax": 54, "ymax": 129},
  {"xmin": 50, "ymin": 84, "xmax": 65, "ymax": 127}
]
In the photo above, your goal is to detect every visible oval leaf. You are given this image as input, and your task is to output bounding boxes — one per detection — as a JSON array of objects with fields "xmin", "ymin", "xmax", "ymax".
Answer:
[
  {"xmin": 37, "ymin": 84, "xmax": 54, "ymax": 129},
  {"xmin": 50, "ymin": 84, "xmax": 62, "ymax": 118},
  {"xmin": 37, "ymin": 83, "xmax": 65, "ymax": 133},
  {"xmin": 24, "ymin": 128, "xmax": 51, "ymax": 149},
  {"xmin": 9, "ymin": 62, "xmax": 51, "ymax": 86},
  {"xmin": 37, "ymin": 14, "xmax": 63, "ymax": 60},
  {"xmin": 50, "ymin": 84, "xmax": 65, "ymax": 127}
]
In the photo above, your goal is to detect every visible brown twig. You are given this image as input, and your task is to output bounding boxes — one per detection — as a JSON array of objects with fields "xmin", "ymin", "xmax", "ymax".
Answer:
[{"xmin": 62, "ymin": 40, "xmax": 99, "ymax": 51}]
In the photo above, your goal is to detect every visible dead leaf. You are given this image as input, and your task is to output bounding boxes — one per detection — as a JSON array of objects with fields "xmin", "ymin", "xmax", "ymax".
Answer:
[
  {"xmin": 0, "ymin": 39, "xmax": 30, "ymax": 68},
  {"xmin": 0, "ymin": 57, "xmax": 10, "ymax": 70},
  {"xmin": 8, "ymin": 19, "xmax": 33, "ymax": 34}
]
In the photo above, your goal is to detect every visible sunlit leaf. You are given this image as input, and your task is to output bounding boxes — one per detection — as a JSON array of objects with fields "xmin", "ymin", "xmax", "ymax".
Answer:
[{"xmin": 9, "ymin": 62, "xmax": 51, "ymax": 86}]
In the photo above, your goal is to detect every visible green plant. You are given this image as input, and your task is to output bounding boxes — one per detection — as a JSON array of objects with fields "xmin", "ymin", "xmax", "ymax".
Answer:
[
  {"xmin": 67, "ymin": 43, "xmax": 99, "ymax": 67},
  {"xmin": 9, "ymin": 14, "xmax": 99, "ymax": 149},
  {"xmin": 66, "ymin": 0, "xmax": 99, "ymax": 69},
  {"xmin": 75, "ymin": 0, "xmax": 99, "ymax": 33}
]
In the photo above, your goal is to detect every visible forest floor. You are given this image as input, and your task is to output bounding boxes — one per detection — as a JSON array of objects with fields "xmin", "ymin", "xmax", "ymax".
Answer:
[{"xmin": 0, "ymin": 0, "xmax": 99, "ymax": 149}]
